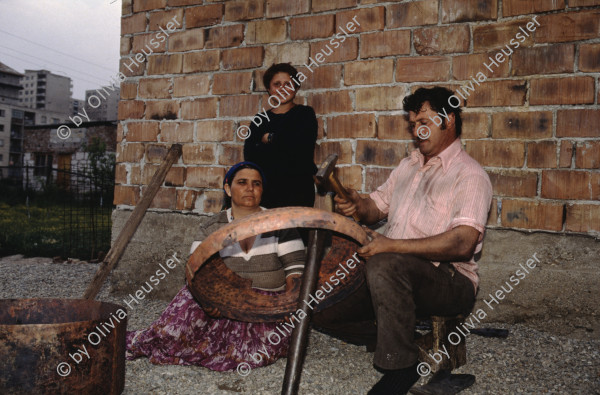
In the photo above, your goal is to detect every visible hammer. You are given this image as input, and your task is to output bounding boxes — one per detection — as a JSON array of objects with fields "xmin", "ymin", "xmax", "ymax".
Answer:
[{"xmin": 314, "ymin": 154, "xmax": 361, "ymax": 222}]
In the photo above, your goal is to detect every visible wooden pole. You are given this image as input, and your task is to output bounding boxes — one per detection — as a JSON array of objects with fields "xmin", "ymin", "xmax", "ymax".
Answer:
[{"xmin": 83, "ymin": 144, "xmax": 182, "ymax": 300}]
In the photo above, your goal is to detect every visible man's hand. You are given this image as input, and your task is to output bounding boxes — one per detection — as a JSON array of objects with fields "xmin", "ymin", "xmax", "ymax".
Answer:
[
  {"xmin": 334, "ymin": 188, "xmax": 362, "ymax": 218},
  {"xmin": 286, "ymin": 274, "xmax": 302, "ymax": 292},
  {"xmin": 358, "ymin": 227, "xmax": 400, "ymax": 258}
]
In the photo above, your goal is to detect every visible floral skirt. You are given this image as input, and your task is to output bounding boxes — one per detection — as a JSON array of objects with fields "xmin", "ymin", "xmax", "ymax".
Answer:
[{"xmin": 126, "ymin": 286, "xmax": 290, "ymax": 371}]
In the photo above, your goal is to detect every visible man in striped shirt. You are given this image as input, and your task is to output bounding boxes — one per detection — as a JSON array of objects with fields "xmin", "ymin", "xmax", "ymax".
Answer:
[{"xmin": 336, "ymin": 87, "xmax": 493, "ymax": 395}]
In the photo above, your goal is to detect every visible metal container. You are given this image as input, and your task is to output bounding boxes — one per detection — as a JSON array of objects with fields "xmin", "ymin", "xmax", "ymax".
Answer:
[{"xmin": 0, "ymin": 298, "xmax": 126, "ymax": 394}]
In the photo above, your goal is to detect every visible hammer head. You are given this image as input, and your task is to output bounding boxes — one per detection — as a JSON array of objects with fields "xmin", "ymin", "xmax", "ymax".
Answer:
[{"xmin": 314, "ymin": 154, "xmax": 339, "ymax": 192}]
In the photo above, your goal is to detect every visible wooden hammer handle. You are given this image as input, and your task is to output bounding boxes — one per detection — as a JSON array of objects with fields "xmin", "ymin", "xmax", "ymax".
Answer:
[{"xmin": 328, "ymin": 172, "xmax": 361, "ymax": 222}]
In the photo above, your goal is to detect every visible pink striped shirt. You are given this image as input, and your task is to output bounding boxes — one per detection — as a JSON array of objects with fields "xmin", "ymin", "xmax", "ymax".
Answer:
[{"xmin": 369, "ymin": 138, "xmax": 492, "ymax": 292}]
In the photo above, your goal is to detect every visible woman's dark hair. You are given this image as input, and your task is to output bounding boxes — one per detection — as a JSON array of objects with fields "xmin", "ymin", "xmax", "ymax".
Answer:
[
  {"xmin": 263, "ymin": 63, "xmax": 300, "ymax": 90},
  {"xmin": 222, "ymin": 161, "xmax": 266, "ymax": 209},
  {"xmin": 402, "ymin": 86, "xmax": 463, "ymax": 137}
]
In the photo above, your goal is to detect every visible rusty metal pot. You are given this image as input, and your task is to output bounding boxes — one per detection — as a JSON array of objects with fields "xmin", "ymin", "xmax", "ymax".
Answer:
[{"xmin": 0, "ymin": 298, "xmax": 126, "ymax": 395}]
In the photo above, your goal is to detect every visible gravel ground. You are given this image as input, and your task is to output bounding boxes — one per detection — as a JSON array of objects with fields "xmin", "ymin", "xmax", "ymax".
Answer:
[{"xmin": 1, "ymin": 255, "xmax": 599, "ymax": 394}]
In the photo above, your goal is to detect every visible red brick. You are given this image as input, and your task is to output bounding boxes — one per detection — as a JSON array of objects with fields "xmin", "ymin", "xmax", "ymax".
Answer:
[
  {"xmin": 387, "ymin": 0, "xmax": 438, "ymax": 28},
  {"xmin": 541, "ymin": 170, "xmax": 592, "ymax": 199},
  {"xmin": 452, "ymin": 53, "xmax": 510, "ymax": 80},
  {"xmin": 441, "ymin": 0, "xmax": 497, "ymax": 22},
  {"xmin": 291, "ymin": 15, "xmax": 335, "ymax": 40},
  {"xmin": 201, "ymin": 190, "xmax": 225, "ymax": 213},
  {"xmin": 224, "ymin": 0, "xmax": 264, "ymax": 21},
  {"xmin": 149, "ymin": 9, "xmax": 183, "ymax": 31},
  {"xmin": 473, "ymin": 20, "xmax": 534, "ymax": 51},
  {"xmin": 141, "ymin": 164, "xmax": 159, "ymax": 184},
  {"xmin": 145, "ymin": 100, "xmax": 179, "ymax": 120},
  {"xmin": 265, "ymin": 0, "xmax": 309, "ymax": 17},
  {"xmin": 356, "ymin": 86, "xmax": 405, "ymax": 111},
  {"xmin": 219, "ymin": 144, "xmax": 244, "ymax": 165},
  {"xmin": 117, "ymin": 143, "xmax": 145, "ymax": 162},
  {"xmin": 115, "ymin": 163, "xmax": 127, "ymax": 184},
  {"xmin": 139, "ymin": 78, "xmax": 172, "ymax": 99},
  {"xmin": 182, "ymin": 50, "xmax": 220, "ymax": 73},
  {"xmin": 168, "ymin": 0, "xmax": 200, "ymax": 5},
  {"xmin": 345, "ymin": 59, "xmax": 394, "ymax": 85},
  {"xmin": 173, "ymin": 75, "xmax": 210, "ymax": 97},
  {"xmin": 579, "ymin": 44, "xmax": 600, "ymax": 72},
  {"xmin": 365, "ymin": 167, "xmax": 393, "ymax": 191},
  {"xmin": 307, "ymin": 91, "xmax": 352, "ymax": 114},
  {"xmin": 312, "ymin": 0, "xmax": 357, "ymax": 12},
  {"xmin": 180, "ymin": 98, "xmax": 218, "ymax": 120},
  {"xmin": 570, "ymin": 0, "xmax": 600, "ymax": 5},
  {"xmin": 297, "ymin": 65, "xmax": 342, "ymax": 89},
  {"xmin": 414, "ymin": 26, "xmax": 470, "ymax": 55},
  {"xmin": 166, "ymin": 167, "xmax": 185, "ymax": 187},
  {"xmin": 530, "ymin": 77, "xmax": 595, "ymax": 105},
  {"xmin": 145, "ymin": 144, "xmax": 169, "ymax": 163},
  {"xmin": 120, "ymin": 37, "xmax": 131, "ymax": 56},
  {"xmin": 535, "ymin": 11, "xmax": 600, "ymax": 43},
  {"xmin": 575, "ymin": 142, "xmax": 600, "ymax": 169},
  {"xmin": 378, "ymin": 115, "xmax": 410, "ymax": 140},
  {"xmin": 462, "ymin": 112, "xmax": 489, "ymax": 139},
  {"xmin": 395, "ymin": 57, "xmax": 451, "ymax": 82},
  {"xmin": 503, "ymin": 0, "xmax": 565, "ymax": 17},
  {"xmin": 187, "ymin": 167, "xmax": 226, "ymax": 188},
  {"xmin": 118, "ymin": 100, "xmax": 145, "ymax": 120},
  {"xmin": 117, "ymin": 123, "xmax": 124, "ymax": 143},
  {"xmin": 213, "ymin": 72, "xmax": 253, "ymax": 95},
  {"xmin": 147, "ymin": 187, "xmax": 176, "ymax": 209},
  {"xmin": 328, "ymin": 114, "xmax": 376, "ymax": 138},
  {"xmin": 246, "ymin": 20, "xmax": 287, "ymax": 44},
  {"xmin": 556, "ymin": 110, "xmax": 600, "ymax": 138},
  {"xmin": 491, "ymin": 111, "xmax": 552, "ymax": 139},
  {"xmin": 194, "ymin": 120, "xmax": 234, "ymax": 142},
  {"xmin": 121, "ymin": 13, "xmax": 146, "ymax": 35},
  {"xmin": 559, "ymin": 141, "xmax": 574, "ymax": 168},
  {"xmin": 487, "ymin": 198, "xmax": 499, "ymax": 226},
  {"xmin": 488, "ymin": 170, "xmax": 538, "ymax": 197},
  {"xmin": 315, "ymin": 141, "xmax": 353, "ymax": 164},
  {"xmin": 129, "ymin": 165, "xmax": 141, "ymax": 184},
  {"xmin": 565, "ymin": 204, "xmax": 600, "ymax": 233},
  {"xmin": 501, "ymin": 199, "xmax": 563, "ymax": 231},
  {"xmin": 122, "ymin": 0, "xmax": 132, "ymax": 15},
  {"xmin": 133, "ymin": 0, "xmax": 166, "ymax": 12},
  {"xmin": 182, "ymin": 144, "xmax": 216, "ymax": 164},
  {"xmin": 205, "ymin": 24, "xmax": 244, "ymax": 49},
  {"xmin": 466, "ymin": 80, "xmax": 527, "ymax": 107},
  {"xmin": 310, "ymin": 38, "xmax": 358, "ymax": 63},
  {"xmin": 264, "ymin": 43, "xmax": 309, "ymax": 66},
  {"xmin": 220, "ymin": 95, "xmax": 261, "ymax": 117},
  {"xmin": 114, "ymin": 185, "xmax": 140, "ymax": 206},
  {"xmin": 120, "ymin": 57, "xmax": 145, "ymax": 77},
  {"xmin": 360, "ymin": 30, "xmax": 410, "ymax": 58},
  {"xmin": 337, "ymin": 7, "xmax": 385, "ymax": 33},
  {"xmin": 127, "ymin": 122, "xmax": 160, "ymax": 142},
  {"xmin": 160, "ymin": 122, "xmax": 194, "ymax": 143},
  {"xmin": 121, "ymin": 82, "xmax": 137, "ymax": 100},
  {"xmin": 465, "ymin": 141, "xmax": 525, "ymax": 167},
  {"xmin": 357, "ymin": 141, "xmax": 407, "ymax": 166},
  {"xmin": 512, "ymin": 44, "xmax": 575, "ymax": 75},
  {"xmin": 222, "ymin": 47, "xmax": 264, "ymax": 70},
  {"xmin": 148, "ymin": 54, "xmax": 183, "ymax": 75},
  {"xmin": 176, "ymin": 189, "xmax": 198, "ymax": 211},
  {"xmin": 337, "ymin": 166, "xmax": 363, "ymax": 191},
  {"xmin": 131, "ymin": 33, "xmax": 166, "ymax": 53},
  {"xmin": 185, "ymin": 4, "xmax": 223, "ymax": 28},
  {"xmin": 168, "ymin": 29, "xmax": 205, "ymax": 52},
  {"xmin": 527, "ymin": 141, "xmax": 557, "ymax": 168}
]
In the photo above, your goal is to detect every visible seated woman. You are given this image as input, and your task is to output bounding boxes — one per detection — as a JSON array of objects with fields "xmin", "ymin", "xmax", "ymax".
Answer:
[{"xmin": 126, "ymin": 161, "xmax": 306, "ymax": 371}]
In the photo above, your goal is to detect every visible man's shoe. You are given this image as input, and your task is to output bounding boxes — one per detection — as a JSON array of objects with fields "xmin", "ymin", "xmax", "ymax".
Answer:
[
  {"xmin": 368, "ymin": 363, "xmax": 420, "ymax": 395},
  {"xmin": 409, "ymin": 373, "xmax": 475, "ymax": 395}
]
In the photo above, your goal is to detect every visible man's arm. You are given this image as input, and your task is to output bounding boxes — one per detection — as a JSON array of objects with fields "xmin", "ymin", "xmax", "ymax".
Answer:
[
  {"xmin": 359, "ymin": 225, "xmax": 480, "ymax": 262},
  {"xmin": 334, "ymin": 189, "xmax": 387, "ymax": 225}
]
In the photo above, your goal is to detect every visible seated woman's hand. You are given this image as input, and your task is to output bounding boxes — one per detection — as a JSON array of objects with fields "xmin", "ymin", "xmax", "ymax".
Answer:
[
  {"xmin": 285, "ymin": 274, "xmax": 302, "ymax": 292},
  {"xmin": 203, "ymin": 305, "xmax": 221, "ymax": 318}
]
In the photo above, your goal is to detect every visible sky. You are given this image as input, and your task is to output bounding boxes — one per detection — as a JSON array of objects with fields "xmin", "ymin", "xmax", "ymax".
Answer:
[{"xmin": 0, "ymin": 0, "xmax": 121, "ymax": 100}]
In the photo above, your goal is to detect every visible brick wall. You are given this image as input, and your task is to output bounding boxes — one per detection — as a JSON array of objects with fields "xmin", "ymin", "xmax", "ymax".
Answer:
[{"xmin": 116, "ymin": 0, "xmax": 600, "ymax": 236}]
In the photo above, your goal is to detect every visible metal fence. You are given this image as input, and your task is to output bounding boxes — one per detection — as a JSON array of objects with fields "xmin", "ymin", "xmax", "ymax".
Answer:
[{"xmin": 0, "ymin": 165, "xmax": 114, "ymax": 260}]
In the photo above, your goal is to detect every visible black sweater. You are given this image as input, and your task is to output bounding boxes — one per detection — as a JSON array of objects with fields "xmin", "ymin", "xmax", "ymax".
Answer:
[{"xmin": 243, "ymin": 105, "xmax": 318, "ymax": 208}]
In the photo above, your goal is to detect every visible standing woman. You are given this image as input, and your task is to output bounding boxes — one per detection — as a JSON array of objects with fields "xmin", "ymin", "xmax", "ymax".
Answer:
[{"xmin": 244, "ymin": 63, "xmax": 318, "ymax": 208}]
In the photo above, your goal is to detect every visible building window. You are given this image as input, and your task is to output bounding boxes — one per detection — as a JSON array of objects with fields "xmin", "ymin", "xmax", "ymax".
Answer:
[
  {"xmin": 34, "ymin": 154, "xmax": 53, "ymax": 176},
  {"xmin": 0, "ymin": 125, "xmax": 4, "ymax": 132},
  {"xmin": 0, "ymin": 109, "xmax": 4, "ymax": 117},
  {"xmin": 0, "ymin": 140, "xmax": 3, "ymax": 147},
  {"xmin": 51, "ymin": 118, "xmax": 59, "ymax": 124},
  {"xmin": 41, "ymin": 116, "xmax": 47, "ymax": 123}
]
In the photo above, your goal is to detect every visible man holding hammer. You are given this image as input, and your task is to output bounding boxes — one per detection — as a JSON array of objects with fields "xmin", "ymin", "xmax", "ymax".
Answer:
[{"xmin": 335, "ymin": 87, "xmax": 492, "ymax": 395}]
